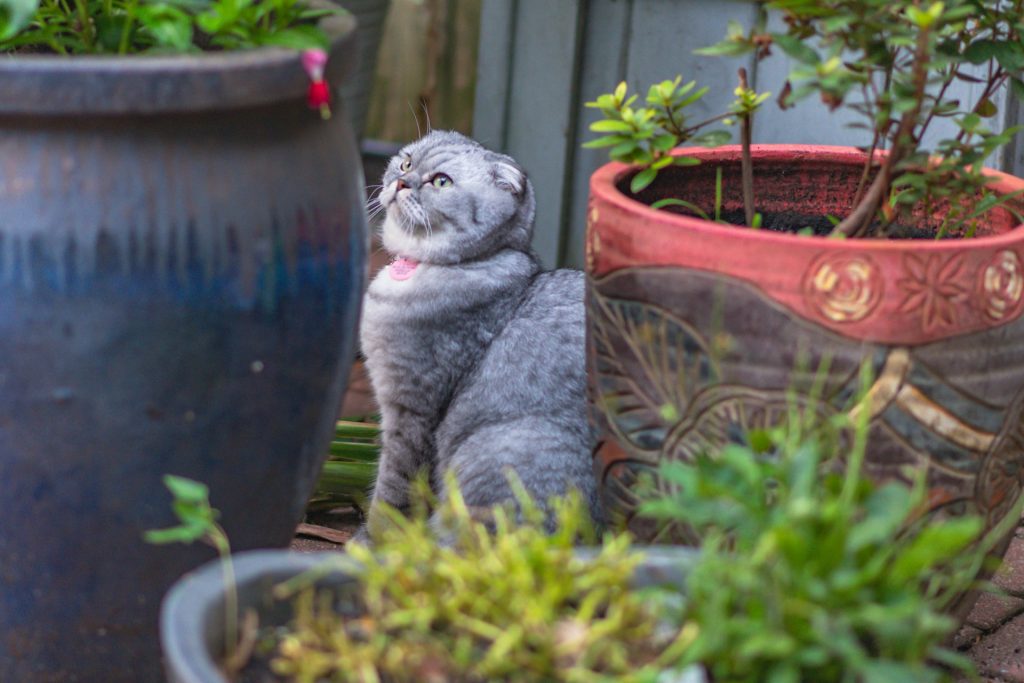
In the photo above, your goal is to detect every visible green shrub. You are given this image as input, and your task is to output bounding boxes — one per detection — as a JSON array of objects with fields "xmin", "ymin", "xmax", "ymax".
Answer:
[
  {"xmin": 271, "ymin": 479, "xmax": 688, "ymax": 682},
  {"xmin": 639, "ymin": 403, "xmax": 1007, "ymax": 683}
]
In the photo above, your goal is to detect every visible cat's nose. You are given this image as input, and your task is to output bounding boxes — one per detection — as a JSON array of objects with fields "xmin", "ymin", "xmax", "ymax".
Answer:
[{"xmin": 396, "ymin": 178, "xmax": 408, "ymax": 191}]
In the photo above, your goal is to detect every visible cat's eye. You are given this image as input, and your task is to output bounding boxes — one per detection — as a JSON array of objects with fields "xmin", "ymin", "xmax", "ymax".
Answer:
[
  {"xmin": 431, "ymin": 173, "xmax": 453, "ymax": 188},
  {"xmin": 400, "ymin": 157, "xmax": 412, "ymax": 172}
]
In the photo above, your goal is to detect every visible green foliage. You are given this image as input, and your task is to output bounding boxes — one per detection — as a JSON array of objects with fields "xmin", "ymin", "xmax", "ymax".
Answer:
[
  {"xmin": 306, "ymin": 419, "xmax": 382, "ymax": 513},
  {"xmin": 0, "ymin": 0, "xmax": 333, "ymax": 54},
  {"xmin": 144, "ymin": 474, "xmax": 225, "ymax": 546},
  {"xmin": 638, "ymin": 403, "xmax": 996, "ymax": 683},
  {"xmin": 146, "ymin": 474, "xmax": 244, "ymax": 671},
  {"xmin": 588, "ymin": 0, "xmax": 1024, "ymax": 237},
  {"xmin": 270, "ymin": 477, "xmax": 689, "ymax": 683},
  {"xmin": 584, "ymin": 77, "xmax": 735, "ymax": 194}
]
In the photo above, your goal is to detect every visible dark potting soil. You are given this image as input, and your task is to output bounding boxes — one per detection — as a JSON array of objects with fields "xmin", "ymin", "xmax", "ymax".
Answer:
[
  {"xmin": 695, "ymin": 208, "xmax": 937, "ymax": 239},
  {"xmin": 235, "ymin": 634, "xmax": 285, "ymax": 683}
]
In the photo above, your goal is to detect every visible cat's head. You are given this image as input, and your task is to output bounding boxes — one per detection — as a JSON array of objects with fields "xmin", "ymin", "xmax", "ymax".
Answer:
[{"xmin": 375, "ymin": 131, "xmax": 535, "ymax": 264}]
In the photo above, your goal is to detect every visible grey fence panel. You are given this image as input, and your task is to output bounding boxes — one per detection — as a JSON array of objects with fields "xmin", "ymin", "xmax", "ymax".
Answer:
[
  {"xmin": 475, "ymin": 0, "xmax": 1024, "ymax": 268},
  {"xmin": 475, "ymin": 0, "xmax": 585, "ymax": 267},
  {"xmin": 473, "ymin": 0, "xmax": 516, "ymax": 149},
  {"xmin": 563, "ymin": 0, "xmax": 633, "ymax": 270},
  {"xmin": 563, "ymin": 0, "xmax": 759, "ymax": 269}
]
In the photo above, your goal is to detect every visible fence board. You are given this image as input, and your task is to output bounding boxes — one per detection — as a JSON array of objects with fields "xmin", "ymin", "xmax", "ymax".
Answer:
[{"xmin": 474, "ymin": 0, "xmax": 1024, "ymax": 267}]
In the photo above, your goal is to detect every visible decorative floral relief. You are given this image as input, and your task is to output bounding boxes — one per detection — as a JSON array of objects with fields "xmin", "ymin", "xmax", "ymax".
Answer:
[
  {"xmin": 803, "ymin": 253, "xmax": 882, "ymax": 323},
  {"xmin": 897, "ymin": 253, "xmax": 968, "ymax": 331},
  {"xmin": 980, "ymin": 250, "xmax": 1024, "ymax": 321},
  {"xmin": 588, "ymin": 289, "xmax": 718, "ymax": 456}
]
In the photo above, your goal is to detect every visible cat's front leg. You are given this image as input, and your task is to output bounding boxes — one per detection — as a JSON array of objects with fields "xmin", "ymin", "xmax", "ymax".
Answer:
[{"xmin": 356, "ymin": 412, "xmax": 435, "ymax": 543}]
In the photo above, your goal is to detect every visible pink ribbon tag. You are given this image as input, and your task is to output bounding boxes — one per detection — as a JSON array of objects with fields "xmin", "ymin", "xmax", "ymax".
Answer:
[{"xmin": 389, "ymin": 256, "xmax": 420, "ymax": 281}]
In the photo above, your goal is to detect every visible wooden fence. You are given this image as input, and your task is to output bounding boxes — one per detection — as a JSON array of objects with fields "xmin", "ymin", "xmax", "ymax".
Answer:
[{"xmin": 473, "ymin": 0, "xmax": 1024, "ymax": 268}]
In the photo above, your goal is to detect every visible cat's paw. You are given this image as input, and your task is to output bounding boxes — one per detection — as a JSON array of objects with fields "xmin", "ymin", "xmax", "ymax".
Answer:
[{"xmin": 349, "ymin": 524, "xmax": 373, "ymax": 546}]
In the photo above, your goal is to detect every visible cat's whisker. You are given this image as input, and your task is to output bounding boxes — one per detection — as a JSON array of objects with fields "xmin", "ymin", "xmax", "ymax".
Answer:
[
  {"xmin": 420, "ymin": 101, "xmax": 432, "ymax": 133},
  {"xmin": 408, "ymin": 101, "xmax": 422, "ymax": 139}
]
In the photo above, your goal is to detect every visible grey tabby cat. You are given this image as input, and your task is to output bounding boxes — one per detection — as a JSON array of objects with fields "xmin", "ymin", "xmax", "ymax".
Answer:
[{"xmin": 358, "ymin": 130, "xmax": 600, "ymax": 539}]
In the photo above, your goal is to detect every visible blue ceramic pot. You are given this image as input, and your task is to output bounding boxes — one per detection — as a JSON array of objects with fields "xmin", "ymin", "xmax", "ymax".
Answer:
[{"xmin": 0, "ymin": 11, "xmax": 367, "ymax": 681}]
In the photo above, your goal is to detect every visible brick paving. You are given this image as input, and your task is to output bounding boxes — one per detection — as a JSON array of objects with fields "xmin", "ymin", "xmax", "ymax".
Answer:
[{"xmin": 962, "ymin": 523, "xmax": 1024, "ymax": 681}]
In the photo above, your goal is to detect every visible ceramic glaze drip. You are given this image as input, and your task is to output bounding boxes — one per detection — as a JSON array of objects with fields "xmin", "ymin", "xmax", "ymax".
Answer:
[{"xmin": 0, "ymin": 109, "xmax": 355, "ymax": 307}]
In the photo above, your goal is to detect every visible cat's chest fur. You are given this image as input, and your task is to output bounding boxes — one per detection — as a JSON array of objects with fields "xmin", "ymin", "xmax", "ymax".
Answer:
[{"xmin": 360, "ymin": 250, "xmax": 538, "ymax": 420}]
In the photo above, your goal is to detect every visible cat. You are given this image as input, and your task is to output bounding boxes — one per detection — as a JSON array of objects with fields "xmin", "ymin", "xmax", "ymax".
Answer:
[{"xmin": 356, "ymin": 130, "xmax": 600, "ymax": 539}]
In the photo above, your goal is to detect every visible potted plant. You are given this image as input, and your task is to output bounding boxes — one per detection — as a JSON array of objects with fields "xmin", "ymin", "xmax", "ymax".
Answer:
[
  {"xmin": 585, "ymin": 0, "xmax": 1024, "ymax": 570},
  {"xmin": 160, "ymin": 478, "xmax": 702, "ymax": 683},
  {"xmin": 158, "ymin": 408, "xmax": 996, "ymax": 682},
  {"xmin": 0, "ymin": 3, "xmax": 368, "ymax": 680}
]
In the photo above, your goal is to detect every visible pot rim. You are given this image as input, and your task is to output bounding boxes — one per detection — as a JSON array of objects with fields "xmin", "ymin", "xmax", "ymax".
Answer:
[
  {"xmin": 590, "ymin": 144, "xmax": 1024, "ymax": 253},
  {"xmin": 0, "ymin": 6, "xmax": 355, "ymax": 115}
]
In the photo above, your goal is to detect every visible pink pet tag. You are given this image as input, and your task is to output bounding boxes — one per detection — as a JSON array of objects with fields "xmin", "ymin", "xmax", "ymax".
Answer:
[{"xmin": 389, "ymin": 257, "xmax": 419, "ymax": 281}]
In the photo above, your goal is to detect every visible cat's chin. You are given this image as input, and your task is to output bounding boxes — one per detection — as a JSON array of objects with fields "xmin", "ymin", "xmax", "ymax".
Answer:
[{"xmin": 381, "ymin": 222, "xmax": 435, "ymax": 263}]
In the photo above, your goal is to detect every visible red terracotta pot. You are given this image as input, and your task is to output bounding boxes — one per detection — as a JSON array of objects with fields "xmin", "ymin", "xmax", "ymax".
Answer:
[{"xmin": 586, "ymin": 145, "xmax": 1024, "ymax": 550}]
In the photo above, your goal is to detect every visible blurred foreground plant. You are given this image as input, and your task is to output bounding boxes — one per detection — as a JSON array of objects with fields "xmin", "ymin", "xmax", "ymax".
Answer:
[
  {"xmin": 270, "ymin": 476, "xmax": 694, "ymax": 683},
  {"xmin": 639, "ymin": 386, "xmax": 1017, "ymax": 682}
]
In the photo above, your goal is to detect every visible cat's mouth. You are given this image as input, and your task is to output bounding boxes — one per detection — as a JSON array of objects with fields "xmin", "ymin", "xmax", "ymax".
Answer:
[{"xmin": 388, "ymin": 194, "xmax": 433, "ymax": 236}]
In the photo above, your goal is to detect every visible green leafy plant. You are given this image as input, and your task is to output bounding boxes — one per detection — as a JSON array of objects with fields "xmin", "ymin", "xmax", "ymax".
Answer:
[
  {"xmin": 266, "ymin": 477, "xmax": 694, "ymax": 683},
  {"xmin": 306, "ymin": 418, "xmax": 381, "ymax": 514},
  {"xmin": 588, "ymin": 0, "xmax": 1024, "ymax": 238},
  {"xmin": 0, "ymin": 0, "xmax": 333, "ymax": 54},
  {"xmin": 638, "ymin": 391, "xmax": 1017, "ymax": 682},
  {"xmin": 145, "ymin": 475, "xmax": 248, "ymax": 673}
]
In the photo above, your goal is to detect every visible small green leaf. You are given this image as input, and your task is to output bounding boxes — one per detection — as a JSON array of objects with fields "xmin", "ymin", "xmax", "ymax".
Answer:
[
  {"xmin": 614, "ymin": 81, "xmax": 627, "ymax": 103},
  {"xmin": 976, "ymin": 98, "xmax": 998, "ymax": 118},
  {"xmin": 694, "ymin": 40, "xmax": 752, "ymax": 57},
  {"xmin": 652, "ymin": 156, "xmax": 674, "ymax": 170},
  {"xmin": 0, "ymin": 0, "xmax": 39, "ymax": 40},
  {"xmin": 144, "ymin": 524, "xmax": 206, "ymax": 545},
  {"xmin": 652, "ymin": 134, "xmax": 679, "ymax": 153},
  {"xmin": 771, "ymin": 33, "xmax": 820, "ymax": 65},
  {"xmin": 630, "ymin": 167, "xmax": 657, "ymax": 194},
  {"xmin": 163, "ymin": 474, "xmax": 209, "ymax": 504},
  {"xmin": 649, "ymin": 198, "xmax": 710, "ymax": 220},
  {"xmin": 590, "ymin": 119, "xmax": 634, "ymax": 134},
  {"xmin": 260, "ymin": 25, "xmax": 326, "ymax": 50},
  {"xmin": 583, "ymin": 134, "xmax": 629, "ymax": 149},
  {"xmin": 964, "ymin": 38, "xmax": 1003, "ymax": 65},
  {"xmin": 1012, "ymin": 78, "xmax": 1024, "ymax": 103}
]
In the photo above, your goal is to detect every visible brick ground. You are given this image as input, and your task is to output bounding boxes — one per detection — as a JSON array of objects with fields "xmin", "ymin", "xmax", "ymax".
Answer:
[{"xmin": 962, "ymin": 523, "xmax": 1024, "ymax": 681}]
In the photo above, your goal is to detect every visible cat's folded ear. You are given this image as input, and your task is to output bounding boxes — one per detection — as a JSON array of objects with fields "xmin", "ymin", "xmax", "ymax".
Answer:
[{"xmin": 490, "ymin": 157, "xmax": 526, "ymax": 196}]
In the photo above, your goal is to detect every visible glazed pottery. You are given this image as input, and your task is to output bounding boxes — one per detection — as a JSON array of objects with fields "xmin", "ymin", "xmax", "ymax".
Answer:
[
  {"xmin": 0, "ymin": 12, "xmax": 367, "ymax": 682},
  {"xmin": 160, "ymin": 548, "xmax": 703, "ymax": 683},
  {"xmin": 587, "ymin": 145, "xmax": 1024, "ymax": 549}
]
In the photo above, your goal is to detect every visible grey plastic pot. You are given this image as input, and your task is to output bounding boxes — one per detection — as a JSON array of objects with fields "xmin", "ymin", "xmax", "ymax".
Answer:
[{"xmin": 160, "ymin": 547, "xmax": 706, "ymax": 683}]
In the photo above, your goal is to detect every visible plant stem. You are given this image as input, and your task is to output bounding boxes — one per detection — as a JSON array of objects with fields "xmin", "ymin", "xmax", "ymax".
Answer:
[
  {"xmin": 118, "ymin": 0, "xmax": 136, "ymax": 54},
  {"xmin": 683, "ymin": 112, "xmax": 732, "ymax": 137},
  {"xmin": 738, "ymin": 67, "xmax": 755, "ymax": 227},
  {"xmin": 73, "ymin": 0, "xmax": 94, "ymax": 51},
  {"xmin": 832, "ymin": 21, "xmax": 932, "ymax": 238},
  {"xmin": 211, "ymin": 530, "xmax": 239, "ymax": 671}
]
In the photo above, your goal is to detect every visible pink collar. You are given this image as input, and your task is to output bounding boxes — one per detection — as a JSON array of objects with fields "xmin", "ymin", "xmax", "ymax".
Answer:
[{"xmin": 388, "ymin": 256, "xmax": 420, "ymax": 281}]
